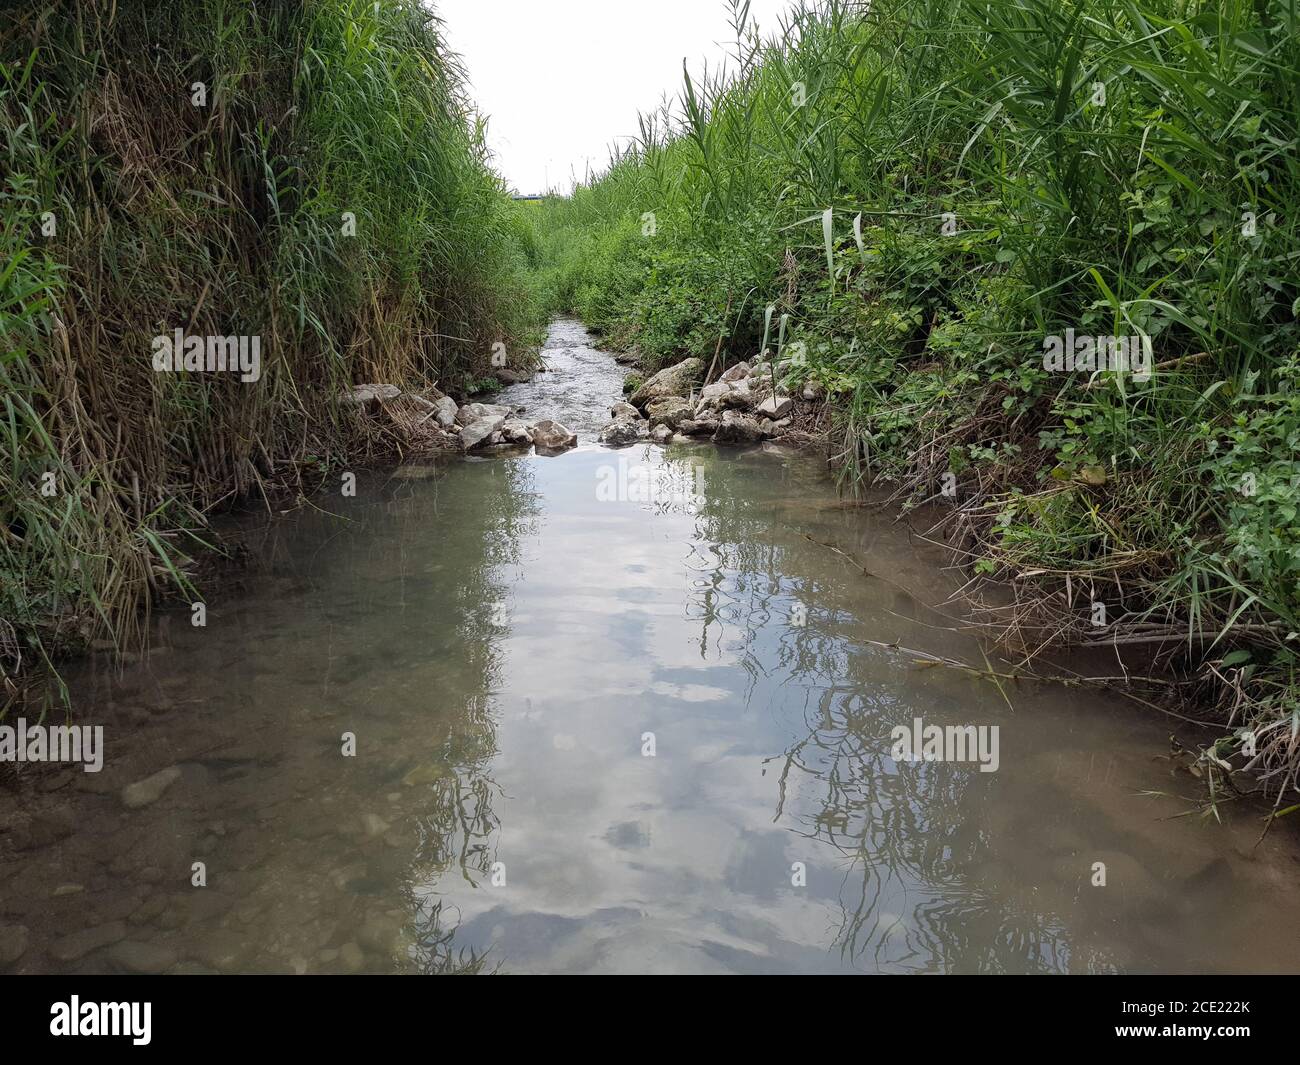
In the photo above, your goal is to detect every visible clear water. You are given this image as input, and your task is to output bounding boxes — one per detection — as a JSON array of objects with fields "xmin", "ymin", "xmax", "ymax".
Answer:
[{"xmin": 3, "ymin": 319, "xmax": 1297, "ymax": 975}]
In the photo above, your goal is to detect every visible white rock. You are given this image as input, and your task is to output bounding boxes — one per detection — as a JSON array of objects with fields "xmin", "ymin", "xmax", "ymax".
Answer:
[
  {"xmin": 629, "ymin": 357, "xmax": 704, "ymax": 408},
  {"xmin": 341, "ymin": 384, "xmax": 401, "ymax": 411},
  {"xmin": 0, "ymin": 923, "xmax": 29, "ymax": 967},
  {"xmin": 699, "ymin": 381, "xmax": 733, "ymax": 405},
  {"xmin": 500, "ymin": 420, "xmax": 533, "ymax": 445},
  {"xmin": 433, "ymin": 396, "xmax": 459, "ymax": 428},
  {"xmin": 531, "ymin": 419, "xmax": 577, "ymax": 451},
  {"xmin": 599, "ymin": 420, "xmax": 642, "ymax": 447},
  {"xmin": 456, "ymin": 402, "xmax": 511, "ymax": 427},
  {"xmin": 121, "ymin": 767, "xmax": 182, "ymax": 809},
  {"xmin": 713, "ymin": 410, "xmax": 763, "ymax": 446},
  {"xmin": 698, "ymin": 379, "xmax": 754, "ymax": 412},
  {"xmin": 757, "ymin": 394, "xmax": 792, "ymax": 419},
  {"xmin": 459, "ymin": 414, "xmax": 508, "ymax": 450}
]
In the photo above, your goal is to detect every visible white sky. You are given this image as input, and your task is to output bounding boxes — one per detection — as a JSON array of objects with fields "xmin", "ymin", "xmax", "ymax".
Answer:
[{"xmin": 435, "ymin": 0, "xmax": 798, "ymax": 194}]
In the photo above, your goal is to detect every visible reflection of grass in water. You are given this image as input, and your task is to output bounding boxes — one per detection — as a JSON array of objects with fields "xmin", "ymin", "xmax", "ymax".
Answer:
[
  {"xmin": 411, "ymin": 899, "xmax": 499, "ymax": 976},
  {"xmin": 772, "ymin": 685, "xmax": 1118, "ymax": 973}
]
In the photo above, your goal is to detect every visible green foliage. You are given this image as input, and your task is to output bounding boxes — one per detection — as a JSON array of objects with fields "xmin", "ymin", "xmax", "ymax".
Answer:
[
  {"xmin": 526, "ymin": 0, "xmax": 1300, "ymax": 792},
  {"xmin": 0, "ymin": 0, "xmax": 541, "ymax": 690}
]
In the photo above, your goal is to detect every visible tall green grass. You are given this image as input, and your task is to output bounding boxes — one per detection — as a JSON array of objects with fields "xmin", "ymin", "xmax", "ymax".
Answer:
[
  {"xmin": 1, "ymin": 0, "xmax": 542, "ymax": 699},
  {"xmin": 530, "ymin": 0, "xmax": 1300, "ymax": 804}
]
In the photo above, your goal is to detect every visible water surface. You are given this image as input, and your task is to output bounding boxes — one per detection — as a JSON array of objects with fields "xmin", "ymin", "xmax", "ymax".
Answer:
[{"xmin": 4, "ymin": 318, "xmax": 1298, "ymax": 974}]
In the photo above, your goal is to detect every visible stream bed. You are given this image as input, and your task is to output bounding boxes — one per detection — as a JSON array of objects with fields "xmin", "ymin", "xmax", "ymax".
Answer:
[{"xmin": 3, "ymin": 318, "xmax": 1298, "ymax": 974}]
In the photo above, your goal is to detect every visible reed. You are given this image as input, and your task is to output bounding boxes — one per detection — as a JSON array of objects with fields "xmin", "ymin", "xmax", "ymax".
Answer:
[
  {"xmin": 0, "ymin": 0, "xmax": 543, "ymax": 699},
  {"xmin": 529, "ymin": 0, "xmax": 1300, "ymax": 804}
]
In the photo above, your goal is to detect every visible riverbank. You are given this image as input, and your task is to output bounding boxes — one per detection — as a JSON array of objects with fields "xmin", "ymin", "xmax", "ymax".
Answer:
[
  {"xmin": 0, "ymin": 0, "xmax": 546, "ymax": 696},
  {"xmin": 523, "ymin": 0, "xmax": 1300, "ymax": 809}
]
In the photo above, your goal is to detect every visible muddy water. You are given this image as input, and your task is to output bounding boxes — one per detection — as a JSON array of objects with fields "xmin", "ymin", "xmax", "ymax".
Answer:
[{"xmin": 3, "ymin": 318, "xmax": 1298, "ymax": 975}]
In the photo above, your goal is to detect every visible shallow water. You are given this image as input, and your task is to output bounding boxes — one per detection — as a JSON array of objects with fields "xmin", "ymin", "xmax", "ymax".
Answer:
[
  {"xmin": 3, "ymin": 318, "xmax": 1298, "ymax": 974},
  {"xmin": 494, "ymin": 316, "xmax": 628, "ymax": 438}
]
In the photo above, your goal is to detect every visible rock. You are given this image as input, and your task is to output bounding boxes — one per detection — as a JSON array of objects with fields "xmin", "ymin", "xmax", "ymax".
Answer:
[
  {"xmin": 713, "ymin": 410, "xmax": 763, "ymax": 446},
  {"xmin": 697, "ymin": 378, "xmax": 754, "ymax": 413},
  {"xmin": 106, "ymin": 939, "xmax": 178, "ymax": 973},
  {"xmin": 500, "ymin": 419, "xmax": 534, "ymax": 446},
  {"xmin": 756, "ymin": 394, "xmax": 792, "ymax": 419},
  {"xmin": 121, "ymin": 766, "xmax": 182, "ymax": 809},
  {"xmin": 598, "ymin": 420, "xmax": 642, "ymax": 447},
  {"xmin": 341, "ymin": 383, "xmax": 401, "ymax": 412},
  {"xmin": 191, "ymin": 930, "xmax": 250, "ymax": 973},
  {"xmin": 455, "ymin": 402, "xmax": 512, "ymax": 427},
  {"xmin": 338, "ymin": 941, "xmax": 365, "ymax": 973},
  {"xmin": 358, "ymin": 915, "xmax": 401, "ymax": 954},
  {"xmin": 651, "ymin": 424, "xmax": 673, "ymax": 444},
  {"xmin": 629, "ymin": 357, "xmax": 703, "ymax": 409},
  {"xmin": 393, "ymin": 393, "xmax": 436, "ymax": 415},
  {"xmin": 645, "ymin": 396, "xmax": 694, "ymax": 430},
  {"xmin": 719, "ymin": 379, "xmax": 754, "ymax": 410},
  {"xmin": 0, "ymin": 923, "xmax": 28, "ymax": 967},
  {"xmin": 171, "ymin": 962, "xmax": 218, "ymax": 975},
  {"xmin": 401, "ymin": 763, "xmax": 450, "ymax": 788},
  {"xmin": 232, "ymin": 902, "xmax": 263, "ymax": 927},
  {"xmin": 433, "ymin": 396, "xmax": 459, "ymax": 428},
  {"xmin": 128, "ymin": 895, "xmax": 168, "ymax": 926},
  {"xmin": 677, "ymin": 418, "xmax": 718, "ymax": 436},
  {"xmin": 801, "ymin": 380, "xmax": 825, "ymax": 402},
  {"xmin": 459, "ymin": 414, "xmax": 508, "ymax": 451},
  {"xmin": 50, "ymin": 920, "xmax": 127, "ymax": 963},
  {"xmin": 23, "ymin": 807, "xmax": 75, "ymax": 849},
  {"xmin": 531, "ymin": 420, "xmax": 577, "ymax": 451},
  {"xmin": 609, "ymin": 401, "xmax": 640, "ymax": 420},
  {"xmin": 361, "ymin": 813, "xmax": 390, "ymax": 838},
  {"xmin": 362, "ymin": 384, "xmax": 401, "ymax": 406},
  {"xmin": 698, "ymin": 380, "xmax": 732, "ymax": 406},
  {"xmin": 720, "ymin": 361, "xmax": 751, "ymax": 382}
]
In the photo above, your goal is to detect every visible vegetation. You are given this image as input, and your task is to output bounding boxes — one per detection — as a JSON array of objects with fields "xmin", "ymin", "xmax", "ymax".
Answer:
[
  {"xmin": 526, "ymin": 0, "xmax": 1300, "ymax": 806},
  {"xmin": 1, "ymin": 0, "xmax": 545, "ymax": 696}
]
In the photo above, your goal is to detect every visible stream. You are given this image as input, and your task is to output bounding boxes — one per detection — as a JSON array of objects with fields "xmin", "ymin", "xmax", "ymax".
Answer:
[{"xmin": 3, "ymin": 317, "xmax": 1298, "ymax": 974}]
